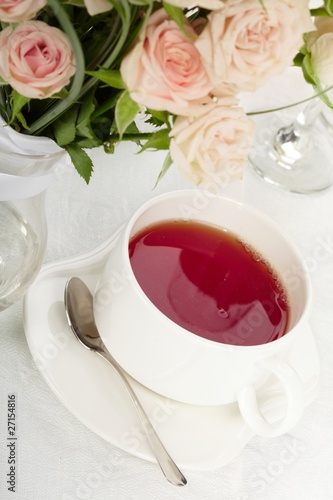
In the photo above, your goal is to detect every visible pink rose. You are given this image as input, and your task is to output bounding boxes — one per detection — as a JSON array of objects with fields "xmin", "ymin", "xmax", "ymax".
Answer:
[
  {"xmin": 0, "ymin": 21, "xmax": 76, "ymax": 99},
  {"xmin": 169, "ymin": 97, "xmax": 256, "ymax": 188},
  {"xmin": 0, "ymin": 0, "xmax": 46, "ymax": 22},
  {"xmin": 120, "ymin": 9, "xmax": 215, "ymax": 116},
  {"xmin": 195, "ymin": 0, "xmax": 314, "ymax": 91},
  {"xmin": 83, "ymin": 0, "xmax": 113, "ymax": 16}
]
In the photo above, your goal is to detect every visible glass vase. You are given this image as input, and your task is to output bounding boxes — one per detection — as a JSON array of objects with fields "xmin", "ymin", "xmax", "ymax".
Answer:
[{"xmin": 0, "ymin": 149, "xmax": 67, "ymax": 311}]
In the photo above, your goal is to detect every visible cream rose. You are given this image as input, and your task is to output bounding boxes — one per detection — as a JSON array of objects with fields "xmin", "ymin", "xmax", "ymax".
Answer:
[
  {"xmin": 195, "ymin": 0, "xmax": 314, "ymax": 92},
  {"xmin": 0, "ymin": 21, "xmax": 76, "ymax": 99},
  {"xmin": 83, "ymin": 0, "xmax": 113, "ymax": 16},
  {"xmin": 120, "ymin": 9, "xmax": 214, "ymax": 116},
  {"xmin": 169, "ymin": 98, "xmax": 256, "ymax": 188},
  {"xmin": 307, "ymin": 18, "xmax": 333, "ymax": 86},
  {"xmin": 0, "ymin": 0, "xmax": 46, "ymax": 22}
]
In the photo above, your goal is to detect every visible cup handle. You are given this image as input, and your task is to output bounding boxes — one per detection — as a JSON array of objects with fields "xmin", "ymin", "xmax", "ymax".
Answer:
[{"xmin": 236, "ymin": 356, "xmax": 305, "ymax": 438}]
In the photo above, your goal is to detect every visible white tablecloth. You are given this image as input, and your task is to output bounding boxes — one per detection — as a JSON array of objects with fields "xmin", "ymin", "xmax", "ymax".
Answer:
[{"xmin": 1, "ymin": 69, "xmax": 333, "ymax": 500}]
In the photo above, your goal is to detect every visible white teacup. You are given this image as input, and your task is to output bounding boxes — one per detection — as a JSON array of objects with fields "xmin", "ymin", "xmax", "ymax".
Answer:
[{"xmin": 94, "ymin": 190, "xmax": 313, "ymax": 437}]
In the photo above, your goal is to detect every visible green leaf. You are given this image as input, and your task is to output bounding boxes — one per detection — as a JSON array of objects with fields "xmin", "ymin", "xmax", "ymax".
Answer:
[
  {"xmin": 85, "ymin": 69, "xmax": 125, "ymax": 89},
  {"xmin": 49, "ymin": 88, "xmax": 69, "ymax": 100},
  {"xmin": 162, "ymin": 2, "xmax": 193, "ymax": 38},
  {"xmin": 139, "ymin": 128, "xmax": 170, "ymax": 153},
  {"xmin": 146, "ymin": 109, "xmax": 170, "ymax": 127},
  {"xmin": 76, "ymin": 137, "xmax": 102, "ymax": 149},
  {"xmin": 121, "ymin": 120, "xmax": 141, "ymax": 145},
  {"xmin": 125, "ymin": 121, "xmax": 140, "ymax": 135},
  {"xmin": 91, "ymin": 93, "xmax": 119, "ymax": 119},
  {"xmin": 9, "ymin": 91, "xmax": 30, "ymax": 125},
  {"xmin": 53, "ymin": 105, "xmax": 79, "ymax": 147},
  {"xmin": 293, "ymin": 52, "xmax": 305, "ymax": 68},
  {"xmin": 325, "ymin": 0, "xmax": 333, "ymax": 15},
  {"xmin": 302, "ymin": 54, "xmax": 315, "ymax": 85},
  {"xmin": 65, "ymin": 143, "xmax": 94, "ymax": 183},
  {"xmin": 298, "ymin": 40, "xmax": 309, "ymax": 56},
  {"xmin": 154, "ymin": 153, "xmax": 172, "ymax": 188},
  {"xmin": 310, "ymin": 7, "xmax": 330, "ymax": 16},
  {"xmin": 115, "ymin": 90, "xmax": 140, "ymax": 139},
  {"xmin": 15, "ymin": 111, "xmax": 29, "ymax": 130},
  {"xmin": 302, "ymin": 54, "xmax": 333, "ymax": 108},
  {"xmin": 76, "ymin": 92, "xmax": 96, "ymax": 139}
]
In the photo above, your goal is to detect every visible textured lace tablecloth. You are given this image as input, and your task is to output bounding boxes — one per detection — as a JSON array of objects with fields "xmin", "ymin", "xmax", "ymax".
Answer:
[{"xmin": 1, "ymin": 68, "xmax": 333, "ymax": 500}]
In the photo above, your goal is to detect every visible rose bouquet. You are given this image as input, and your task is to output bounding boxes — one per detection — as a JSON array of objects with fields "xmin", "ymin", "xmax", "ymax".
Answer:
[{"xmin": 0, "ymin": 0, "xmax": 331, "ymax": 189}]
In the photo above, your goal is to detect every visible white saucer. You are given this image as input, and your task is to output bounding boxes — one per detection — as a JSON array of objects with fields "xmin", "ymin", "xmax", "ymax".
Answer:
[{"xmin": 23, "ymin": 228, "xmax": 320, "ymax": 471}]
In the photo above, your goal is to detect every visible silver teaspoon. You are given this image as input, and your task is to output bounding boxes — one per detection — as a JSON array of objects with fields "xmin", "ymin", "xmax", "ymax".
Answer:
[{"xmin": 64, "ymin": 277, "xmax": 187, "ymax": 487}]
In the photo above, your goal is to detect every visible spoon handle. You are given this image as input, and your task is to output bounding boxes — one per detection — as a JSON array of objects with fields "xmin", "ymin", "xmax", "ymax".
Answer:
[{"xmin": 97, "ymin": 350, "xmax": 187, "ymax": 486}]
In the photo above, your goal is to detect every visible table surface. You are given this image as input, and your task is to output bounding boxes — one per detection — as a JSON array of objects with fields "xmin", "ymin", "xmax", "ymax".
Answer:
[{"xmin": 1, "ymin": 68, "xmax": 333, "ymax": 500}]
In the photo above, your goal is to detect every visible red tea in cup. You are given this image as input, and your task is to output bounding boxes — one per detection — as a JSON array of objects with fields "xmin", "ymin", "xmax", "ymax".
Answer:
[{"xmin": 129, "ymin": 220, "xmax": 289, "ymax": 346}]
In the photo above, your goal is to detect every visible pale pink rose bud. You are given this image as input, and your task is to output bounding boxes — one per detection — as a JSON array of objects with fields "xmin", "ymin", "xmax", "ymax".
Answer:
[
  {"xmin": 307, "ymin": 18, "xmax": 333, "ymax": 87},
  {"xmin": 0, "ymin": 0, "xmax": 46, "ymax": 22},
  {"xmin": 170, "ymin": 98, "xmax": 256, "ymax": 188},
  {"xmin": 0, "ymin": 21, "xmax": 76, "ymax": 99},
  {"xmin": 120, "ymin": 9, "xmax": 215, "ymax": 117}
]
